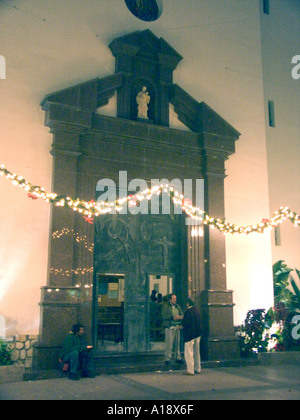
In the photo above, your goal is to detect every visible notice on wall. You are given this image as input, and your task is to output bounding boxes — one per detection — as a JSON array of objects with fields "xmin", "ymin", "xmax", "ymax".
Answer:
[
  {"xmin": 118, "ymin": 278, "xmax": 125, "ymax": 302},
  {"xmin": 99, "ymin": 283, "xmax": 108, "ymax": 295},
  {"xmin": 107, "ymin": 290, "xmax": 118, "ymax": 299}
]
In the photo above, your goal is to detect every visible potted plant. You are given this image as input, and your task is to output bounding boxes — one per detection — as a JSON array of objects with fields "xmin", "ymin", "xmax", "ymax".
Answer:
[
  {"xmin": 272, "ymin": 260, "xmax": 300, "ymax": 351},
  {"xmin": 0, "ymin": 338, "xmax": 24, "ymax": 384},
  {"xmin": 0, "ymin": 338, "xmax": 13, "ymax": 366},
  {"xmin": 237, "ymin": 309, "xmax": 269, "ymax": 357}
]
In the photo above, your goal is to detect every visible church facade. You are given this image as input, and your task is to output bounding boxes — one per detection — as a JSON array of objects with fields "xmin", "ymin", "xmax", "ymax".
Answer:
[
  {"xmin": 34, "ymin": 30, "xmax": 241, "ymax": 368},
  {"xmin": 0, "ymin": 1, "xmax": 299, "ymax": 370}
]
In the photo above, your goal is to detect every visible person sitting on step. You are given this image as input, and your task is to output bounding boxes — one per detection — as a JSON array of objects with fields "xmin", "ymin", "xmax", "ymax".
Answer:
[{"xmin": 59, "ymin": 323, "xmax": 94, "ymax": 380}]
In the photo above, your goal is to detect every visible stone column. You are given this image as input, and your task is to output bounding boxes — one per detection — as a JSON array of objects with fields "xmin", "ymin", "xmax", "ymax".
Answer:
[
  {"xmin": 198, "ymin": 103, "xmax": 240, "ymax": 360},
  {"xmin": 34, "ymin": 95, "xmax": 95, "ymax": 369}
]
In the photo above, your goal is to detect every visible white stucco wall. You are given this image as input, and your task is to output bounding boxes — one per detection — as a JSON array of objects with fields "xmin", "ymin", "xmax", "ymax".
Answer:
[
  {"xmin": 260, "ymin": 0, "xmax": 300, "ymax": 275},
  {"xmin": 1, "ymin": 0, "xmax": 293, "ymax": 333}
]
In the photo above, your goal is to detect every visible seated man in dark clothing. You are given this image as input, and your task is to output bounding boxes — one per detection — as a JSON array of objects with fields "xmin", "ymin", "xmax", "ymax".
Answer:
[{"xmin": 60, "ymin": 323, "xmax": 94, "ymax": 380}]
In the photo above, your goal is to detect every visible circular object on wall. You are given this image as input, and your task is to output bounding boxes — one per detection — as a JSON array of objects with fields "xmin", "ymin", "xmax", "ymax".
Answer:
[{"xmin": 124, "ymin": 0, "xmax": 163, "ymax": 22}]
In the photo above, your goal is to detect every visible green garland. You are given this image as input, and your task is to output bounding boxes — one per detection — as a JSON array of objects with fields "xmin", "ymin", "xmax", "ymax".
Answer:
[{"xmin": 1, "ymin": 164, "xmax": 299, "ymax": 234}]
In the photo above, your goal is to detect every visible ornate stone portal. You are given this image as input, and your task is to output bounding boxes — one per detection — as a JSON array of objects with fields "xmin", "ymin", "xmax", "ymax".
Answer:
[{"xmin": 34, "ymin": 30, "xmax": 240, "ymax": 369}]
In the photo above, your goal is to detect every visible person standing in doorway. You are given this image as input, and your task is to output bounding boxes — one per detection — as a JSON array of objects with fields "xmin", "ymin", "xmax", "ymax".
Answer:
[
  {"xmin": 161, "ymin": 294, "xmax": 184, "ymax": 365},
  {"xmin": 150, "ymin": 289, "xmax": 158, "ymax": 337},
  {"xmin": 181, "ymin": 298, "xmax": 202, "ymax": 375}
]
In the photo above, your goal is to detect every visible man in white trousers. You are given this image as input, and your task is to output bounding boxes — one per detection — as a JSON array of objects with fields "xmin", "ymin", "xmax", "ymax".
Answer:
[{"xmin": 181, "ymin": 299, "xmax": 202, "ymax": 375}]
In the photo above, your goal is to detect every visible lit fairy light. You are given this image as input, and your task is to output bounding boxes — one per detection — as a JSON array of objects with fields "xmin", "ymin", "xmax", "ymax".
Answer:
[{"xmin": 0, "ymin": 163, "xmax": 300, "ymax": 235}]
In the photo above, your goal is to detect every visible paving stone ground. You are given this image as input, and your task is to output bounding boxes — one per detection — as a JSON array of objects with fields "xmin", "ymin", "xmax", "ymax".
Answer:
[{"xmin": 0, "ymin": 363, "xmax": 299, "ymax": 401}]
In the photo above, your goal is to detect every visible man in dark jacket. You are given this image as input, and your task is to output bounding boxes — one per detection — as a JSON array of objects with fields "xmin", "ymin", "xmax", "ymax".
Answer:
[
  {"xmin": 181, "ymin": 299, "xmax": 202, "ymax": 375},
  {"xmin": 59, "ymin": 323, "xmax": 94, "ymax": 380}
]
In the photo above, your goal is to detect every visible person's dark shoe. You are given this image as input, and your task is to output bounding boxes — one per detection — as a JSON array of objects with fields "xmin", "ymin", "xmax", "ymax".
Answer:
[
  {"xmin": 69, "ymin": 372, "xmax": 80, "ymax": 380},
  {"xmin": 81, "ymin": 370, "xmax": 96, "ymax": 378},
  {"xmin": 164, "ymin": 360, "xmax": 170, "ymax": 366},
  {"xmin": 176, "ymin": 359, "xmax": 185, "ymax": 364}
]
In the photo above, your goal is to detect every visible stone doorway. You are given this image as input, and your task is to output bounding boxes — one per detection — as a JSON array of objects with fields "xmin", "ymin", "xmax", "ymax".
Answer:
[
  {"xmin": 93, "ymin": 210, "xmax": 186, "ymax": 353},
  {"xmin": 148, "ymin": 273, "xmax": 174, "ymax": 351}
]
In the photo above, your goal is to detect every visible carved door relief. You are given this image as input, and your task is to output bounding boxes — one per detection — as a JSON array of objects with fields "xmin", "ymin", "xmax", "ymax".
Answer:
[{"xmin": 94, "ymin": 211, "xmax": 184, "ymax": 352}]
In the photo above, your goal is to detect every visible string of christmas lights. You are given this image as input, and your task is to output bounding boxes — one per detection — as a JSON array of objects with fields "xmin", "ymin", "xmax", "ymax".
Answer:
[
  {"xmin": 49, "ymin": 266, "xmax": 94, "ymax": 277},
  {"xmin": 1, "ymin": 163, "xmax": 300, "ymax": 235},
  {"xmin": 52, "ymin": 228, "xmax": 94, "ymax": 253}
]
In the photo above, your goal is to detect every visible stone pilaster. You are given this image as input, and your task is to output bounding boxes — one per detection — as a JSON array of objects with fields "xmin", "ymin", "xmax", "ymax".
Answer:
[{"xmin": 198, "ymin": 103, "xmax": 240, "ymax": 360}]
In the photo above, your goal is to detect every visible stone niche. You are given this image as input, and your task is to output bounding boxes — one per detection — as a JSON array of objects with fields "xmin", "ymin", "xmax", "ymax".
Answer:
[{"xmin": 34, "ymin": 30, "xmax": 241, "ymax": 369}]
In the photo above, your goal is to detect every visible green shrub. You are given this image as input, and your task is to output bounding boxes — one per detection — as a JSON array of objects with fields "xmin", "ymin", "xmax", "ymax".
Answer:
[
  {"xmin": 237, "ymin": 309, "xmax": 269, "ymax": 357},
  {"xmin": 0, "ymin": 338, "xmax": 13, "ymax": 366}
]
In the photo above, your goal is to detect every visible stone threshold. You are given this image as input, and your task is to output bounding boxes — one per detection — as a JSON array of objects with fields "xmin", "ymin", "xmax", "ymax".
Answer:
[{"xmin": 3, "ymin": 351, "xmax": 299, "ymax": 383}]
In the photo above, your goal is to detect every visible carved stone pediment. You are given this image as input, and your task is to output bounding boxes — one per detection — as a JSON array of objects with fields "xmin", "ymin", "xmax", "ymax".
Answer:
[{"xmin": 42, "ymin": 29, "xmax": 240, "ymax": 149}]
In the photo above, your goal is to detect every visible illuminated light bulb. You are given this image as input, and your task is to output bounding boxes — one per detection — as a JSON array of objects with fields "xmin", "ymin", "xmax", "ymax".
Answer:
[{"xmin": 1, "ymin": 163, "xmax": 300, "ymax": 235}]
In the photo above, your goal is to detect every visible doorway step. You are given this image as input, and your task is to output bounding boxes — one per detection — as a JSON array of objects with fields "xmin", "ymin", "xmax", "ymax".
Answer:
[
  {"xmin": 93, "ymin": 352, "xmax": 183, "ymax": 375},
  {"xmin": 23, "ymin": 353, "xmax": 261, "ymax": 381}
]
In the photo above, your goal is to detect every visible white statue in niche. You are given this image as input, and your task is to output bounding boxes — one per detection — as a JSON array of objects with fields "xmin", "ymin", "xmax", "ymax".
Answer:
[{"xmin": 136, "ymin": 86, "xmax": 150, "ymax": 119}]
